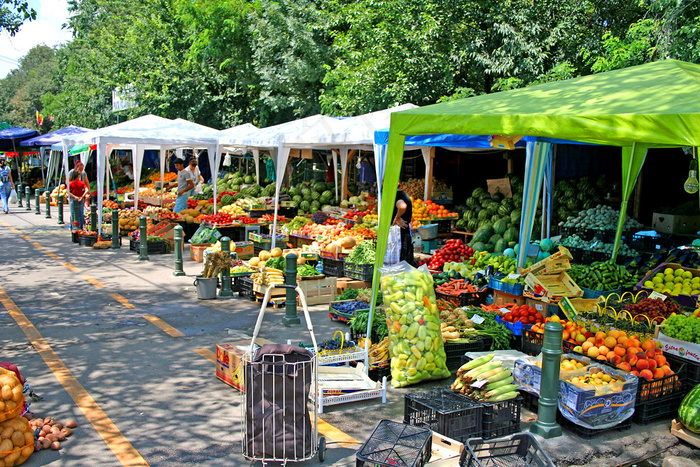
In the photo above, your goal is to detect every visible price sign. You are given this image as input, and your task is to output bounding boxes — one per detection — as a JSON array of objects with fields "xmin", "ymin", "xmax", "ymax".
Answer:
[
  {"xmin": 507, "ymin": 273, "xmax": 521, "ymax": 280},
  {"xmin": 499, "ymin": 308, "xmax": 511, "ymax": 314},
  {"xmin": 471, "ymin": 379, "xmax": 489, "ymax": 389},
  {"xmin": 471, "ymin": 314, "xmax": 485, "ymax": 324},
  {"xmin": 649, "ymin": 291, "xmax": 667, "ymax": 300}
]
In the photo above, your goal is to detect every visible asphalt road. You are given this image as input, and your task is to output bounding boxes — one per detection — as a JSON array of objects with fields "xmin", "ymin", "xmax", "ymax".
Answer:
[{"xmin": 1, "ymin": 201, "xmax": 700, "ymax": 467}]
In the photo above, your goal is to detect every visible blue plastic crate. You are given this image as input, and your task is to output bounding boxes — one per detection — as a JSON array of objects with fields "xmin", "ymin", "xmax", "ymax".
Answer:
[{"xmin": 489, "ymin": 276, "xmax": 524, "ymax": 296}]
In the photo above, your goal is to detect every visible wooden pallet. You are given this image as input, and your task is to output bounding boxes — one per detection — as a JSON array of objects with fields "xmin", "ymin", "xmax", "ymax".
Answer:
[{"xmin": 671, "ymin": 419, "xmax": 700, "ymax": 448}]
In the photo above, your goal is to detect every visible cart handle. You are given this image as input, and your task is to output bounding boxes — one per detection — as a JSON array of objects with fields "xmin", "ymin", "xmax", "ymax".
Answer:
[{"xmin": 248, "ymin": 284, "xmax": 318, "ymax": 354}]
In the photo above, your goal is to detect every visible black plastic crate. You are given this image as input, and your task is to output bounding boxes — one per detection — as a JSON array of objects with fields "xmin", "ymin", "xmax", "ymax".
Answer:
[
  {"xmin": 665, "ymin": 353, "xmax": 700, "ymax": 391},
  {"xmin": 232, "ymin": 274, "xmax": 252, "ymax": 293},
  {"xmin": 436, "ymin": 219, "xmax": 455, "ymax": 234},
  {"xmin": 444, "ymin": 339, "xmax": 486, "ymax": 369},
  {"xmin": 629, "ymin": 232, "xmax": 672, "ymax": 252},
  {"xmin": 633, "ymin": 392, "xmax": 685, "ymax": 425},
  {"xmin": 369, "ymin": 364, "xmax": 391, "ymax": 382},
  {"xmin": 238, "ymin": 276, "xmax": 255, "ymax": 301},
  {"xmin": 404, "ymin": 388, "xmax": 483, "ymax": 443},
  {"xmin": 460, "ymin": 433, "xmax": 555, "ymax": 467},
  {"xmin": 322, "ymin": 258, "xmax": 344, "ymax": 277},
  {"xmin": 356, "ymin": 419, "xmax": 432, "ymax": 467},
  {"xmin": 435, "ymin": 290, "xmax": 489, "ymax": 308},
  {"xmin": 78, "ymin": 234, "xmax": 98, "ymax": 247},
  {"xmin": 344, "ymin": 262, "xmax": 374, "ymax": 282},
  {"xmin": 520, "ymin": 391, "xmax": 539, "ymax": 412},
  {"xmin": 561, "ymin": 416, "xmax": 631, "ymax": 439},
  {"xmin": 71, "ymin": 231, "xmax": 80, "ymax": 243},
  {"xmin": 481, "ymin": 397, "xmax": 522, "ymax": 440},
  {"xmin": 521, "ymin": 329, "xmax": 544, "ymax": 356},
  {"xmin": 350, "ymin": 326, "xmax": 383, "ymax": 344},
  {"xmin": 636, "ymin": 361, "xmax": 686, "ymax": 404},
  {"xmin": 129, "ymin": 239, "xmax": 168, "ymax": 254}
]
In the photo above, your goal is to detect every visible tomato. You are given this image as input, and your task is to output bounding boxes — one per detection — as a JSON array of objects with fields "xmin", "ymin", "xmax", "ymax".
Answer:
[
  {"xmin": 511, "ymin": 310, "xmax": 520, "ymax": 318},
  {"xmin": 535, "ymin": 313, "xmax": 544, "ymax": 321},
  {"xmin": 528, "ymin": 315, "xmax": 537, "ymax": 324},
  {"xmin": 519, "ymin": 317, "xmax": 530, "ymax": 324}
]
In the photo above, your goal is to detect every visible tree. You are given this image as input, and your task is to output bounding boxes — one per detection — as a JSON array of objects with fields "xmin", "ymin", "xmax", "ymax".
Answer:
[{"xmin": 0, "ymin": 0, "xmax": 35, "ymax": 36}]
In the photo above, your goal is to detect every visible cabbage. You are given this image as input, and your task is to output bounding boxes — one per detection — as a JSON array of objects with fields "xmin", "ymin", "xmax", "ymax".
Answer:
[{"xmin": 349, "ymin": 196, "xmax": 360, "ymax": 204}]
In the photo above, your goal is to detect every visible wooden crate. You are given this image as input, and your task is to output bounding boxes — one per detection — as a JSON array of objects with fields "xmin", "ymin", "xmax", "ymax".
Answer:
[
  {"xmin": 671, "ymin": 419, "xmax": 700, "ymax": 448},
  {"xmin": 253, "ymin": 282, "xmax": 286, "ymax": 298},
  {"xmin": 298, "ymin": 276, "xmax": 337, "ymax": 306}
]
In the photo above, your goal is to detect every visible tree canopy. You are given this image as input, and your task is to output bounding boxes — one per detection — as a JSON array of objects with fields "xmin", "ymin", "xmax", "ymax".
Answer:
[{"xmin": 1, "ymin": 0, "xmax": 700, "ymax": 132}]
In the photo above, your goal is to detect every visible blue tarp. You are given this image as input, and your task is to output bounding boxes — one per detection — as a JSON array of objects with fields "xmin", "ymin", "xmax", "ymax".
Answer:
[
  {"xmin": 21, "ymin": 125, "xmax": 91, "ymax": 147},
  {"xmin": 0, "ymin": 125, "xmax": 38, "ymax": 150},
  {"xmin": 374, "ymin": 130, "xmax": 527, "ymax": 148}
]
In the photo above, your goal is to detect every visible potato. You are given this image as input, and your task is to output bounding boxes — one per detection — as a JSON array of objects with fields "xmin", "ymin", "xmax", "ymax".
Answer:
[
  {"xmin": 21, "ymin": 444, "xmax": 33, "ymax": 457},
  {"xmin": 4, "ymin": 450, "xmax": 19, "ymax": 464},
  {"xmin": 46, "ymin": 433, "xmax": 57, "ymax": 442},
  {"xmin": 10, "ymin": 431, "xmax": 23, "ymax": 447},
  {"xmin": 23, "ymin": 431, "xmax": 32, "ymax": 446},
  {"xmin": 0, "ymin": 401, "xmax": 5, "ymax": 412},
  {"xmin": 53, "ymin": 422, "xmax": 63, "ymax": 430},
  {"xmin": 0, "ymin": 438, "xmax": 13, "ymax": 452},
  {"xmin": 61, "ymin": 428, "xmax": 73, "ymax": 437},
  {"xmin": 11, "ymin": 386, "xmax": 21, "ymax": 402},
  {"xmin": 43, "ymin": 417, "xmax": 53, "ymax": 426},
  {"xmin": 50, "ymin": 441, "xmax": 60, "ymax": 450},
  {"xmin": 56, "ymin": 431, "xmax": 65, "ymax": 441},
  {"xmin": 50, "ymin": 426, "xmax": 61, "ymax": 435},
  {"xmin": 0, "ymin": 427, "xmax": 11, "ymax": 440},
  {"xmin": 65, "ymin": 420, "xmax": 78, "ymax": 428},
  {"xmin": 40, "ymin": 438, "xmax": 51, "ymax": 450},
  {"xmin": 0, "ymin": 386, "xmax": 11, "ymax": 401}
]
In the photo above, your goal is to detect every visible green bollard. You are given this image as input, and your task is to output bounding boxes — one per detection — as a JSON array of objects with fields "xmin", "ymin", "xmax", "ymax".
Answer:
[
  {"xmin": 16, "ymin": 183, "xmax": 22, "ymax": 207},
  {"xmin": 45, "ymin": 190, "xmax": 51, "ymax": 218},
  {"xmin": 25, "ymin": 186, "xmax": 31, "ymax": 210},
  {"xmin": 57, "ymin": 194, "xmax": 64, "ymax": 225},
  {"xmin": 137, "ymin": 216, "xmax": 149, "ymax": 261},
  {"xmin": 173, "ymin": 225, "xmax": 185, "ymax": 277},
  {"xmin": 90, "ymin": 201, "xmax": 97, "ymax": 232},
  {"xmin": 283, "ymin": 254, "xmax": 300, "ymax": 326},
  {"xmin": 531, "ymin": 321, "xmax": 564, "ymax": 439},
  {"xmin": 111, "ymin": 209, "xmax": 120, "ymax": 249},
  {"xmin": 219, "ymin": 236, "xmax": 233, "ymax": 295},
  {"xmin": 34, "ymin": 189, "xmax": 41, "ymax": 215}
]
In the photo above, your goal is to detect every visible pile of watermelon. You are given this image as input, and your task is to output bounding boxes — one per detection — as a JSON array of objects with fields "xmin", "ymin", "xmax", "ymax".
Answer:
[{"xmin": 287, "ymin": 181, "xmax": 340, "ymax": 214}]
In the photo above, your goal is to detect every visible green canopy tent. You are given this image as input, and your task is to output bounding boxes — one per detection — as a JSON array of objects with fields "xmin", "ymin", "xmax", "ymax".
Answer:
[{"xmin": 374, "ymin": 59, "xmax": 700, "ymax": 316}]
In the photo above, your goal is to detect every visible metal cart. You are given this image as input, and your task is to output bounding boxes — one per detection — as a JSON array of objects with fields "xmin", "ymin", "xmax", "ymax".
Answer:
[{"xmin": 242, "ymin": 284, "xmax": 326, "ymax": 465}]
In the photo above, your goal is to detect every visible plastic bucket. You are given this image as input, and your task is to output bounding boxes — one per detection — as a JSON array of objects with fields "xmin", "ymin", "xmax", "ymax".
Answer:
[{"xmin": 194, "ymin": 276, "xmax": 218, "ymax": 300}]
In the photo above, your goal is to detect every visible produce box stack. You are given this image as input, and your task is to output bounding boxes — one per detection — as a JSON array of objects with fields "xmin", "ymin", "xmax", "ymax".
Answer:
[
  {"xmin": 522, "ymin": 246, "xmax": 582, "ymax": 313},
  {"xmin": 0, "ymin": 367, "xmax": 34, "ymax": 466}
]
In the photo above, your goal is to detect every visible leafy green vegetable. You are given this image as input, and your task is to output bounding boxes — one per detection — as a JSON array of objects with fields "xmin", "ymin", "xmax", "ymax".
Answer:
[
  {"xmin": 349, "ymin": 308, "xmax": 388, "ymax": 341},
  {"xmin": 336, "ymin": 288, "xmax": 359, "ymax": 301},
  {"xmin": 298, "ymin": 263, "xmax": 320, "ymax": 276},
  {"xmin": 264, "ymin": 256, "xmax": 285, "ymax": 270},
  {"xmin": 345, "ymin": 240, "xmax": 376, "ymax": 264},
  {"xmin": 285, "ymin": 216, "xmax": 311, "ymax": 232}
]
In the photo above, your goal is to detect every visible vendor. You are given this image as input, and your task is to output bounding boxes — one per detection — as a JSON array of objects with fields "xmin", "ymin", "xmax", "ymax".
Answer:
[
  {"xmin": 392, "ymin": 186, "xmax": 417, "ymax": 267},
  {"xmin": 168, "ymin": 158, "xmax": 194, "ymax": 213}
]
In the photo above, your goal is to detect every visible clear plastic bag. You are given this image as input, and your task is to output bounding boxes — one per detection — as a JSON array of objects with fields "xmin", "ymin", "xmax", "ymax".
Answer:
[
  {"xmin": 8, "ymin": 189, "xmax": 17, "ymax": 204},
  {"xmin": 380, "ymin": 261, "xmax": 451, "ymax": 387}
]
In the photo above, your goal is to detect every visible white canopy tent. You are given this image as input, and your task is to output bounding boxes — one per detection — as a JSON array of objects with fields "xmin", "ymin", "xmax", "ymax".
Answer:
[
  {"xmin": 219, "ymin": 115, "xmax": 348, "ymax": 248},
  {"xmin": 62, "ymin": 114, "xmax": 222, "ymax": 233},
  {"xmin": 219, "ymin": 123, "xmax": 261, "ymax": 183}
]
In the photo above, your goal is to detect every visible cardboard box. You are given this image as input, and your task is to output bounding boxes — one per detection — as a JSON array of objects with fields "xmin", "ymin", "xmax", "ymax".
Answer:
[
  {"xmin": 336, "ymin": 278, "xmax": 371, "ymax": 294},
  {"xmin": 657, "ymin": 330, "xmax": 700, "ymax": 363},
  {"xmin": 525, "ymin": 298, "xmax": 561, "ymax": 318},
  {"xmin": 523, "ymin": 246, "xmax": 573, "ymax": 276},
  {"xmin": 190, "ymin": 243, "xmax": 213, "ymax": 263},
  {"xmin": 525, "ymin": 272, "xmax": 583, "ymax": 299},
  {"xmin": 216, "ymin": 339, "xmax": 272, "ymax": 391},
  {"xmin": 558, "ymin": 297, "xmax": 601, "ymax": 321},
  {"xmin": 493, "ymin": 289, "xmax": 526, "ymax": 307},
  {"xmin": 233, "ymin": 241, "xmax": 254, "ymax": 260},
  {"xmin": 558, "ymin": 365, "xmax": 638, "ymax": 428},
  {"xmin": 427, "ymin": 433, "xmax": 464, "ymax": 466},
  {"xmin": 652, "ymin": 212, "xmax": 700, "ymax": 235},
  {"xmin": 514, "ymin": 353, "xmax": 592, "ymax": 396}
]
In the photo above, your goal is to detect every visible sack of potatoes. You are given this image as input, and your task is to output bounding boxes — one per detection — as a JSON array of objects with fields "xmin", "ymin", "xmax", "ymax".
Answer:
[
  {"xmin": 0, "ymin": 368, "xmax": 24, "ymax": 423},
  {"xmin": 0, "ymin": 417, "xmax": 34, "ymax": 467}
]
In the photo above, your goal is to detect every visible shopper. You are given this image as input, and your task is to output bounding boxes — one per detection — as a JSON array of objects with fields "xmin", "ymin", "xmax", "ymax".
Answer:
[
  {"xmin": 68, "ymin": 160, "xmax": 90, "ymax": 214},
  {"xmin": 0, "ymin": 156, "xmax": 15, "ymax": 214},
  {"xmin": 185, "ymin": 156, "xmax": 204, "ymax": 194},
  {"xmin": 169, "ymin": 158, "xmax": 194, "ymax": 213},
  {"xmin": 68, "ymin": 170, "xmax": 88, "ymax": 230},
  {"xmin": 392, "ymin": 188, "xmax": 417, "ymax": 267}
]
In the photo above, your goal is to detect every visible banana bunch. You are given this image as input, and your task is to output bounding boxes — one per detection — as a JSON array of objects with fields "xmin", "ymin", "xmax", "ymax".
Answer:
[
  {"xmin": 262, "ymin": 267, "xmax": 284, "ymax": 286},
  {"xmin": 205, "ymin": 241, "xmax": 222, "ymax": 253},
  {"xmin": 368, "ymin": 337, "xmax": 389, "ymax": 364},
  {"xmin": 251, "ymin": 272, "xmax": 263, "ymax": 285},
  {"xmin": 450, "ymin": 354, "xmax": 519, "ymax": 403}
]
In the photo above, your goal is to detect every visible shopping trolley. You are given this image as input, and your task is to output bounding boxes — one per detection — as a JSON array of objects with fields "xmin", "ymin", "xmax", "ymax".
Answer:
[{"xmin": 242, "ymin": 284, "xmax": 326, "ymax": 464}]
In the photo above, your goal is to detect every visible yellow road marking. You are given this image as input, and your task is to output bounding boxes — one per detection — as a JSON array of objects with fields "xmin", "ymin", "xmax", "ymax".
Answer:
[
  {"xmin": 0, "ymin": 285, "xmax": 149, "ymax": 466},
  {"xmin": 31, "ymin": 242, "xmax": 45, "ymax": 250},
  {"xmin": 1, "ymin": 221, "xmax": 9, "ymax": 227},
  {"xmin": 193, "ymin": 347, "xmax": 360, "ymax": 448},
  {"xmin": 142, "ymin": 315, "xmax": 185, "ymax": 337},
  {"xmin": 9, "ymin": 228, "xmax": 19, "ymax": 233},
  {"xmin": 194, "ymin": 348, "xmax": 216, "ymax": 363},
  {"xmin": 19, "ymin": 234, "xmax": 30, "ymax": 241},
  {"xmin": 109, "ymin": 293, "xmax": 136, "ymax": 309},
  {"xmin": 44, "ymin": 251, "xmax": 61, "ymax": 260},
  {"xmin": 61, "ymin": 262, "xmax": 80, "ymax": 272},
  {"xmin": 82, "ymin": 275, "xmax": 105, "ymax": 288}
]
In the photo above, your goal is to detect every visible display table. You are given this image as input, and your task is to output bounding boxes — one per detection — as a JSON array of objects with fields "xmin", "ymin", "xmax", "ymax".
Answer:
[{"xmin": 451, "ymin": 230, "xmax": 475, "ymax": 243}]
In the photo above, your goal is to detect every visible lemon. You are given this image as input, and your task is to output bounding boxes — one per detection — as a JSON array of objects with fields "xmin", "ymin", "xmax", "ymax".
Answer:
[
  {"xmin": 675, "ymin": 268, "xmax": 685, "ymax": 277},
  {"xmin": 652, "ymin": 276, "xmax": 663, "ymax": 285},
  {"xmin": 675, "ymin": 276, "xmax": 684, "ymax": 284},
  {"xmin": 644, "ymin": 280, "xmax": 654, "ymax": 288},
  {"xmin": 683, "ymin": 271, "xmax": 693, "ymax": 279},
  {"xmin": 665, "ymin": 274, "xmax": 675, "ymax": 283},
  {"xmin": 664, "ymin": 268, "xmax": 674, "ymax": 276}
]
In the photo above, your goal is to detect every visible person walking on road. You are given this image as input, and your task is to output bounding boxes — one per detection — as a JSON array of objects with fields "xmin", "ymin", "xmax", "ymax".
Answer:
[
  {"xmin": 69, "ymin": 170, "xmax": 88, "ymax": 230},
  {"xmin": 169, "ymin": 158, "xmax": 194, "ymax": 213},
  {"xmin": 0, "ymin": 156, "xmax": 15, "ymax": 214}
]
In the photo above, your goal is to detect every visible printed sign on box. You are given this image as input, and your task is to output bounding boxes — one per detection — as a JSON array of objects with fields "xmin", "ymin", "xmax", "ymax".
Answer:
[{"xmin": 657, "ymin": 331, "xmax": 700, "ymax": 363}]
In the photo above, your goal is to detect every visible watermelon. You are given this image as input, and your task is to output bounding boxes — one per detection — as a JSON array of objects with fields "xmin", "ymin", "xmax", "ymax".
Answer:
[
  {"xmin": 302, "ymin": 188, "xmax": 311, "ymax": 197},
  {"xmin": 231, "ymin": 184, "xmax": 241, "ymax": 192},
  {"xmin": 503, "ymin": 227, "xmax": 519, "ymax": 244},
  {"xmin": 311, "ymin": 191, "xmax": 320, "ymax": 200},
  {"xmin": 484, "ymin": 243, "xmax": 494, "ymax": 253},
  {"xmin": 300, "ymin": 200, "xmax": 310, "ymax": 211},
  {"xmin": 289, "ymin": 187, "xmax": 299, "ymax": 197},
  {"xmin": 467, "ymin": 219, "xmax": 479, "ymax": 232},
  {"xmin": 492, "ymin": 191, "xmax": 504, "ymax": 203},
  {"xmin": 540, "ymin": 238, "xmax": 555, "ymax": 253},
  {"xmin": 311, "ymin": 200, "xmax": 321, "ymax": 211},
  {"xmin": 494, "ymin": 238, "xmax": 507, "ymax": 253},
  {"xmin": 472, "ymin": 187, "xmax": 486, "ymax": 199},
  {"xmin": 510, "ymin": 210, "xmax": 521, "ymax": 226},
  {"xmin": 489, "ymin": 233, "xmax": 502, "ymax": 244},
  {"xmin": 293, "ymin": 195, "xmax": 302, "ymax": 204},
  {"xmin": 456, "ymin": 219, "xmax": 466, "ymax": 230},
  {"xmin": 473, "ymin": 224, "xmax": 493, "ymax": 243},
  {"xmin": 679, "ymin": 383, "xmax": 700, "ymax": 433},
  {"xmin": 470, "ymin": 241, "xmax": 487, "ymax": 252},
  {"xmin": 220, "ymin": 194, "xmax": 234, "ymax": 206},
  {"xmin": 493, "ymin": 218, "xmax": 508, "ymax": 235},
  {"xmin": 497, "ymin": 204, "xmax": 511, "ymax": 217},
  {"xmin": 466, "ymin": 196, "xmax": 476, "ymax": 208},
  {"xmin": 244, "ymin": 175, "xmax": 254, "ymax": 184},
  {"xmin": 477, "ymin": 209, "xmax": 490, "ymax": 220}
]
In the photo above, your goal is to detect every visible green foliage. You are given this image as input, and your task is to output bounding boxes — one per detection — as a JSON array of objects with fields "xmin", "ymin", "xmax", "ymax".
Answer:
[{"xmin": 0, "ymin": 0, "xmax": 35, "ymax": 36}]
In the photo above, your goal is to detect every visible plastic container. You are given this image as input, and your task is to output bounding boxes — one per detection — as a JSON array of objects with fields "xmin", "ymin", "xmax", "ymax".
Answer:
[
  {"xmin": 665, "ymin": 353, "xmax": 700, "ymax": 391},
  {"xmin": 488, "ymin": 276, "xmax": 525, "ymax": 296},
  {"xmin": 322, "ymin": 258, "xmax": 344, "ymax": 277},
  {"xmin": 460, "ymin": 433, "xmax": 554, "ymax": 467},
  {"xmin": 480, "ymin": 397, "xmax": 522, "ymax": 439},
  {"xmin": 444, "ymin": 339, "xmax": 486, "ymax": 369},
  {"xmin": 560, "ymin": 417, "xmax": 632, "ymax": 439},
  {"xmin": 238, "ymin": 276, "xmax": 255, "ymax": 301},
  {"xmin": 356, "ymin": 419, "xmax": 433, "ymax": 467},
  {"xmin": 129, "ymin": 239, "xmax": 167, "ymax": 254},
  {"xmin": 404, "ymin": 388, "xmax": 482, "ymax": 443},
  {"xmin": 194, "ymin": 276, "xmax": 218, "ymax": 300},
  {"xmin": 416, "ymin": 223, "xmax": 438, "ymax": 240},
  {"xmin": 344, "ymin": 262, "xmax": 374, "ymax": 282},
  {"xmin": 436, "ymin": 290, "xmax": 489, "ymax": 308},
  {"xmin": 633, "ymin": 392, "xmax": 685, "ymax": 425}
]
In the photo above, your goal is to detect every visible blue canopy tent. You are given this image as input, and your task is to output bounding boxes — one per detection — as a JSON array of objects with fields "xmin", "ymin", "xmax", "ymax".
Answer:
[
  {"xmin": 0, "ymin": 125, "xmax": 39, "ymax": 185},
  {"xmin": 21, "ymin": 126, "xmax": 92, "ymax": 188}
]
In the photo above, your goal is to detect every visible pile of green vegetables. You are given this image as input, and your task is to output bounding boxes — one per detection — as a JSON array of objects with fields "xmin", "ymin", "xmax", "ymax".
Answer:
[
  {"xmin": 298, "ymin": 264, "xmax": 319, "ymax": 276},
  {"xmin": 146, "ymin": 235, "xmax": 171, "ymax": 253},
  {"xmin": 264, "ymin": 256, "xmax": 285, "ymax": 270},
  {"xmin": 285, "ymin": 216, "xmax": 311, "ymax": 232},
  {"xmin": 336, "ymin": 288, "xmax": 359, "ymax": 301},
  {"xmin": 349, "ymin": 308, "xmax": 388, "ymax": 341},
  {"xmin": 345, "ymin": 240, "xmax": 376, "ymax": 264},
  {"xmin": 461, "ymin": 308, "xmax": 512, "ymax": 351},
  {"xmin": 568, "ymin": 261, "xmax": 636, "ymax": 291}
]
